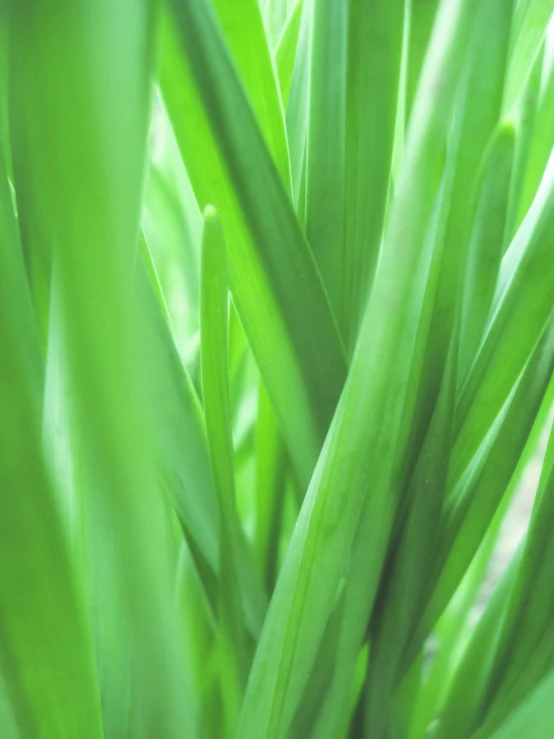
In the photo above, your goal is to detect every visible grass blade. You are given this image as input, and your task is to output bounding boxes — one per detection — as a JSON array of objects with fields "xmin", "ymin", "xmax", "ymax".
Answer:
[
  {"xmin": 420, "ymin": 0, "xmax": 514, "ymax": 419},
  {"xmin": 211, "ymin": 0, "xmax": 291, "ymax": 189},
  {"xmin": 364, "ymin": 334, "xmax": 459, "ymax": 738},
  {"xmin": 406, "ymin": 315, "xmax": 554, "ymax": 672},
  {"xmin": 0, "ymin": 125, "xmax": 102, "ymax": 739},
  {"xmin": 405, "ymin": 0, "xmax": 440, "ymax": 123},
  {"xmin": 454, "ymin": 150, "xmax": 554, "ymax": 473},
  {"xmin": 305, "ymin": 0, "xmax": 347, "ymax": 330},
  {"xmin": 487, "ymin": 668, "xmax": 554, "ymax": 739},
  {"xmin": 433, "ymin": 550, "xmax": 523, "ymax": 739},
  {"xmin": 503, "ymin": 43, "xmax": 545, "ymax": 244},
  {"xmin": 8, "ymin": 1, "xmax": 193, "ymax": 733},
  {"xmin": 275, "ymin": 0, "xmax": 303, "ymax": 108},
  {"xmin": 504, "ymin": 0, "xmax": 554, "ymax": 111},
  {"xmin": 137, "ymin": 255, "xmax": 267, "ymax": 638},
  {"xmin": 201, "ymin": 206, "xmax": 247, "ymax": 735},
  {"xmin": 285, "ymin": 0, "xmax": 311, "ymax": 207},
  {"xmin": 343, "ymin": 0, "xmax": 406, "ymax": 350},
  {"xmin": 255, "ymin": 386, "xmax": 288, "ymax": 594},
  {"xmin": 458, "ymin": 122, "xmax": 515, "ymax": 381},
  {"xmin": 517, "ymin": 44, "xmax": 554, "ymax": 223},
  {"xmin": 237, "ymin": 3, "xmax": 480, "ymax": 736},
  {"xmin": 163, "ymin": 0, "xmax": 347, "ymax": 486}
]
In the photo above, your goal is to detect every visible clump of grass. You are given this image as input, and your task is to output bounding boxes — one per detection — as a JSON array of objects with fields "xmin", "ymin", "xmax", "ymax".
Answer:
[{"xmin": 1, "ymin": 0, "xmax": 554, "ymax": 737}]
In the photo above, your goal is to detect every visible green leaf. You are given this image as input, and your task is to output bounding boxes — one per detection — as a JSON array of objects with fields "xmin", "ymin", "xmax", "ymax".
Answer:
[
  {"xmin": 487, "ymin": 668, "xmax": 554, "ymax": 739},
  {"xmin": 474, "ymin": 424, "xmax": 554, "ymax": 734},
  {"xmin": 285, "ymin": 0, "xmax": 311, "ymax": 207},
  {"xmin": 201, "ymin": 206, "xmax": 247, "ymax": 735},
  {"xmin": 0, "ymin": 364, "xmax": 102, "ymax": 739},
  {"xmin": 237, "ymin": 2, "xmax": 481, "ymax": 736},
  {"xmin": 406, "ymin": 314, "xmax": 554, "ymax": 672},
  {"xmin": 503, "ymin": 42, "xmax": 545, "ymax": 244},
  {"xmin": 311, "ymin": 45, "xmax": 467, "ymax": 732},
  {"xmin": 433, "ymin": 549, "xmax": 522, "ymax": 739},
  {"xmin": 0, "ymin": 122, "xmax": 102, "ymax": 739},
  {"xmin": 211, "ymin": 0, "xmax": 291, "ymax": 189},
  {"xmin": 254, "ymin": 385, "xmax": 288, "ymax": 594},
  {"xmin": 408, "ymin": 528, "xmax": 497, "ymax": 739},
  {"xmin": 275, "ymin": 0, "xmax": 303, "ymax": 108},
  {"xmin": 265, "ymin": 0, "xmax": 293, "ymax": 51},
  {"xmin": 405, "ymin": 0, "xmax": 440, "ymax": 123},
  {"xmin": 0, "ymin": 147, "xmax": 42, "ymax": 410},
  {"xmin": 343, "ymin": 0, "xmax": 406, "ymax": 350},
  {"xmin": 137, "ymin": 254, "xmax": 267, "ymax": 639},
  {"xmin": 454, "ymin": 150, "xmax": 554, "ymax": 475},
  {"xmin": 409, "ymin": 381, "xmax": 553, "ymax": 737},
  {"xmin": 163, "ymin": 0, "xmax": 347, "ymax": 486},
  {"xmin": 305, "ymin": 0, "xmax": 348, "ymax": 331},
  {"xmin": 142, "ymin": 95, "xmax": 202, "ymax": 353},
  {"xmin": 503, "ymin": 0, "xmax": 554, "ymax": 112},
  {"xmin": 517, "ymin": 45, "xmax": 554, "ymax": 224},
  {"xmin": 458, "ymin": 122, "xmax": 515, "ymax": 381},
  {"xmin": 440, "ymin": 418, "xmax": 554, "ymax": 738},
  {"xmin": 0, "ymin": 672, "xmax": 19, "ymax": 739},
  {"xmin": 365, "ymin": 332, "xmax": 459, "ymax": 738},
  {"xmin": 8, "ymin": 0, "xmax": 193, "ymax": 734},
  {"xmin": 420, "ymin": 0, "xmax": 514, "ymax": 423}
]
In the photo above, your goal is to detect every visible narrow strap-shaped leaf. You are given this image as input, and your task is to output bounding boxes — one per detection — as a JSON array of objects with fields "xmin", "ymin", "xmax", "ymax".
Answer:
[
  {"xmin": 305, "ymin": 0, "xmax": 348, "ymax": 330},
  {"xmin": 405, "ymin": 315, "xmax": 554, "ymax": 671},
  {"xmin": 163, "ymin": 0, "xmax": 347, "ymax": 487},
  {"xmin": 174, "ymin": 542, "xmax": 215, "ymax": 737},
  {"xmin": 211, "ymin": 0, "xmax": 291, "ymax": 189},
  {"xmin": 419, "ymin": 0, "xmax": 514, "ymax": 432},
  {"xmin": 200, "ymin": 206, "xmax": 247, "ymax": 734},
  {"xmin": 83, "ymin": 448, "xmax": 134, "ymax": 739},
  {"xmin": 364, "ymin": 331, "xmax": 459, "ymax": 738},
  {"xmin": 0, "ymin": 20, "xmax": 11, "ymax": 180},
  {"xmin": 41, "ymin": 268, "xmax": 131, "ymax": 737},
  {"xmin": 136, "ymin": 252, "xmax": 218, "ymax": 572},
  {"xmin": 405, "ymin": 0, "xmax": 440, "ymax": 124},
  {"xmin": 313, "ymin": 121, "xmax": 461, "ymax": 739},
  {"xmin": 408, "ymin": 520, "xmax": 501, "ymax": 738},
  {"xmin": 285, "ymin": 0, "xmax": 311, "ymax": 206},
  {"xmin": 255, "ymin": 385, "xmax": 288, "ymax": 594},
  {"xmin": 137, "ymin": 254, "xmax": 267, "ymax": 638},
  {"xmin": 503, "ymin": 0, "xmax": 554, "ymax": 112},
  {"xmin": 343, "ymin": 0, "xmax": 406, "ymax": 351},
  {"xmin": 503, "ymin": 43, "xmax": 545, "ymax": 245},
  {"xmin": 486, "ymin": 668, "xmax": 554, "ymax": 739},
  {"xmin": 517, "ymin": 49, "xmax": 554, "ymax": 225},
  {"xmin": 0, "ymin": 112, "xmax": 102, "ymax": 739},
  {"xmin": 309, "ymin": 165, "xmax": 451, "ymax": 738},
  {"xmin": 142, "ymin": 96, "xmax": 203, "ymax": 347},
  {"xmin": 433, "ymin": 549, "xmax": 523, "ymax": 739},
  {"xmin": 458, "ymin": 123, "xmax": 515, "ymax": 382},
  {"xmin": 9, "ymin": 113, "xmax": 52, "ymax": 351},
  {"xmin": 410, "ymin": 382, "xmax": 553, "ymax": 734},
  {"xmin": 477, "ymin": 629, "xmax": 554, "ymax": 739},
  {"xmin": 476, "ymin": 426, "xmax": 554, "ymax": 732},
  {"xmin": 453, "ymin": 151, "xmax": 554, "ymax": 476},
  {"xmin": 42, "ymin": 266, "xmax": 87, "ymax": 564},
  {"xmin": 9, "ymin": 1, "xmax": 194, "ymax": 733},
  {"xmin": 0, "ymin": 148, "xmax": 42, "ymax": 409},
  {"xmin": 237, "ymin": 3, "xmax": 480, "ymax": 736},
  {"xmin": 265, "ymin": 0, "xmax": 292, "ymax": 51},
  {"xmin": 274, "ymin": 0, "xmax": 303, "ymax": 108},
  {"xmin": 292, "ymin": 597, "xmax": 348, "ymax": 737},
  {"xmin": 0, "ymin": 673, "xmax": 19, "ymax": 739},
  {"xmin": 0, "ymin": 303, "xmax": 103, "ymax": 739}
]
